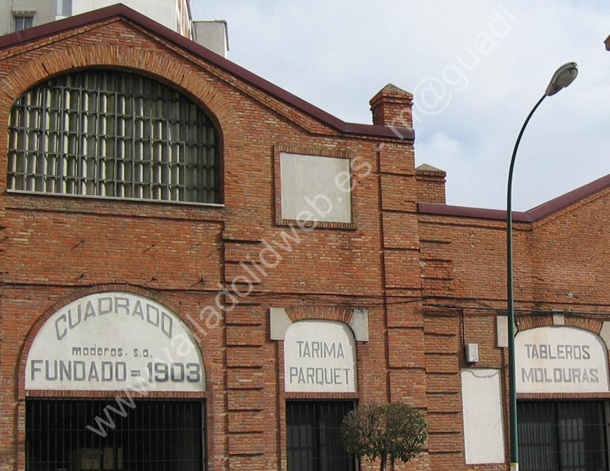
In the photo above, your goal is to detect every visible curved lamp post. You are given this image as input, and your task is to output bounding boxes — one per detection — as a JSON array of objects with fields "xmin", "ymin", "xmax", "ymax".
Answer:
[{"xmin": 507, "ymin": 61, "xmax": 578, "ymax": 471}]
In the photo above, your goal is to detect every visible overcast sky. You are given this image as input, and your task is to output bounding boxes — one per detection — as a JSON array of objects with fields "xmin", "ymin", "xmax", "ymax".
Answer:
[{"xmin": 191, "ymin": 0, "xmax": 610, "ymax": 211}]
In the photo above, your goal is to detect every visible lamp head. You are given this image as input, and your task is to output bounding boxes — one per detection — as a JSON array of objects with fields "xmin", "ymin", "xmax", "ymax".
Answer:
[{"xmin": 545, "ymin": 62, "xmax": 578, "ymax": 96}]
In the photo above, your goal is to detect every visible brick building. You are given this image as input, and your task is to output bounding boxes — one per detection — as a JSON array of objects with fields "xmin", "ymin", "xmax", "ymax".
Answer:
[
  {"xmin": 1, "ymin": 5, "xmax": 610, "ymax": 471},
  {"xmin": 0, "ymin": 0, "xmax": 193, "ymax": 38},
  {"xmin": 0, "ymin": 0, "xmax": 229, "ymax": 57}
]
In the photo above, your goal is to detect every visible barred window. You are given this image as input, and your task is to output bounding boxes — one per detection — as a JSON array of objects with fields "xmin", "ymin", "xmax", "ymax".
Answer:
[
  {"xmin": 26, "ymin": 399, "xmax": 205, "ymax": 471},
  {"xmin": 7, "ymin": 70, "xmax": 221, "ymax": 204},
  {"xmin": 286, "ymin": 401, "xmax": 356, "ymax": 471},
  {"xmin": 518, "ymin": 400, "xmax": 608, "ymax": 471}
]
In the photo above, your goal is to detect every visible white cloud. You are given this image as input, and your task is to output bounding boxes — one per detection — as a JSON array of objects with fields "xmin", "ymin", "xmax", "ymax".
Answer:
[{"xmin": 192, "ymin": 0, "xmax": 610, "ymax": 210}]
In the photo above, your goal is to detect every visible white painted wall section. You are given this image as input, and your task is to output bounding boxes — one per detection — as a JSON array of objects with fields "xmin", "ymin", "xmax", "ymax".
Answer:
[
  {"xmin": 461, "ymin": 368, "xmax": 505, "ymax": 464},
  {"xmin": 516, "ymin": 326, "xmax": 609, "ymax": 393},
  {"xmin": 26, "ymin": 292, "xmax": 205, "ymax": 392},
  {"xmin": 0, "ymin": 0, "xmax": 192, "ymax": 36},
  {"xmin": 73, "ymin": 0, "xmax": 177, "ymax": 32},
  {"xmin": 284, "ymin": 320, "xmax": 357, "ymax": 393},
  {"xmin": 193, "ymin": 20, "xmax": 228, "ymax": 57},
  {"xmin": 280, "ymin": 153, "xmax": 352, "ymax": 224}
]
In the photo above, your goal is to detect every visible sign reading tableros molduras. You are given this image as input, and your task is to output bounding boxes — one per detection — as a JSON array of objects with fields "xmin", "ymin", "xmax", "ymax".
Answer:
[
  {"xmin": 26, "ymin": 292, "xmax": 205, "ymax": 392},
  {"xmin": 284, "ymin": 320, "xmax": 357, "ymax": 393},
  {"xmin": 516, "ymin": 326, "xmax": 609, "ymax": 394}
]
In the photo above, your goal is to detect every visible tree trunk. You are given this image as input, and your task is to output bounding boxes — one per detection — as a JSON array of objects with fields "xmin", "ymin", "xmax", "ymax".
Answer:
[{"xmin": 380, "ymin": 453, "xmax": 387, "ymax": 471}]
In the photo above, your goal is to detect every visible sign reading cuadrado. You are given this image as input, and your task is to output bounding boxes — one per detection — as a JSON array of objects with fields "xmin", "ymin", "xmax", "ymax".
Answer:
[
  {"xmin": 516, "ymin": 326, "xmax": 609, "ymax": 393},
  {"xmin": 284, "ymin": 320, "xmax": 357, "ymax": 393},
  {"xmin": 26, "ymin": 292, "xmax": 205, "ymax": 391}
]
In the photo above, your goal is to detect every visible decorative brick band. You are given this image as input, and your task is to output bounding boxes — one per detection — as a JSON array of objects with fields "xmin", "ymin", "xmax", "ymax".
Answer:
[
  {"xmin": 274, "ymin": 218, "xmax": 356, "ymax": 230},
  {"xmin": 285, "ymin": 392, "xmax": 358, "ymax": 400},
  {"xmin": 518, "ymin": 392, "xmax": 610, "ymax": 400},
  {"xmin": 25, "ymin": 390, "xmax": 207, "ymax": 399}
]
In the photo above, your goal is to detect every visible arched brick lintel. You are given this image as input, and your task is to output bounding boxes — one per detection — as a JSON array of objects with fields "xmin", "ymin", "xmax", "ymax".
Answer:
[
  {"xmin": 518, "ymin": 314, "xmax": 603, "ymax": 337},
  {"xmin": 0, "ymin": 43, "xmax": 239, "ymax": 137},
  {"xmin": 285, "ymin": 305, "xmax": 354, "ymax": 325}
]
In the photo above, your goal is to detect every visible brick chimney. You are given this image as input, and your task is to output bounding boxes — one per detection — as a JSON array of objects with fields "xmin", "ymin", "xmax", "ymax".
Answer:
[
  {"xmin": 369, "ymin": 83, "xmax": 413, "ymax": 128},
  {"xmin": 416, "ymin": 164, "xmax": 446, "ymax": 204}
]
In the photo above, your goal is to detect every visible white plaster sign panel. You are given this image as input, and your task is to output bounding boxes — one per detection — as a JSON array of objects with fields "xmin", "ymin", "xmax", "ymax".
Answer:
[
  {"xmin": 26, "ymin": 292, "xmax": 205, "ymax": 391},
  {"xmin": 516, "ymin": 326, "xmax": 609, "ymax": 393},
  {"xmin": 284, "ymin": 320, "xmax": 357, "ymax": 393},
  {"xmin": 280, "ymin": 152, "xmax": 352, "ymax": 223},
  {"xmin": 461, "ymin": 369, "xmax": 505, "ymax": 464}
]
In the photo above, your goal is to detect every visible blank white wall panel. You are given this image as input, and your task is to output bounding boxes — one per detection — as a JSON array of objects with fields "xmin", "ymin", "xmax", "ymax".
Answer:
[
  {"xmin": 280, "ymin": 153, "xmax": 351, "ymax": 223},
  {"xmin": 461, "ymin": 368, "xmax": 505, "ymax": 464}
]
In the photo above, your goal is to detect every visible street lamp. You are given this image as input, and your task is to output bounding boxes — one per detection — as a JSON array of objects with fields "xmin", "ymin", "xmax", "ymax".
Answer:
[{"xmin": 506, "ymin": 61, "xmax": 578, "ymax": 471}]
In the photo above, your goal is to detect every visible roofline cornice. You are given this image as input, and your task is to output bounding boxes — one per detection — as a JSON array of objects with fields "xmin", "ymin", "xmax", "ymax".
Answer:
[{"xmin": 419, "ymin": 173, "xmax": 610, "ymax": 223}]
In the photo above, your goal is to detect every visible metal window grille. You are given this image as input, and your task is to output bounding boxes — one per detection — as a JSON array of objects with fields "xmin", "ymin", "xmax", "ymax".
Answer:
[
  {"xmin": 518, "ymin": 400, "xmax": 608, "ymax": 471},
  {"xmin": 7, "ymin": 70, "xmax": 221, "ymax": 204},
  {"xmin": 286, "ymin": 400, "xmax": 356, "ymax": 471},
  {"xmin": 26, "ymin": 399, "xmax": 205, "ymax": 471}
]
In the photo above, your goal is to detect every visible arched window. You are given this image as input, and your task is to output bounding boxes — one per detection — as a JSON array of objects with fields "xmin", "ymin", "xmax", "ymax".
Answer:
[{"xmin": 7, "ymin": 70, "xmax": 221, "ymax": 203}]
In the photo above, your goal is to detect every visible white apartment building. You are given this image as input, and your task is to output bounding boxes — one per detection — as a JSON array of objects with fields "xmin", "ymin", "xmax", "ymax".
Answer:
[{"xmin": 0, "ymin": 0, "xmax": 228, "ymax": 56}]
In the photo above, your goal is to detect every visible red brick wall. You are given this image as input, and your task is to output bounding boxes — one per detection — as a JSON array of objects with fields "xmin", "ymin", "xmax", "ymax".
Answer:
[
  {"xmin": 416, "ymin": 167, "xmax": 446, "ymax": 204},
  {"xmin": 0, "ymin": 15, "xmax": 424, "ymax": 471},
  {"xmin": 418, "ymin": 188, "xmax": 610, "ymax": 469},
  {"xmin": 3, "ymin": 12, "xmax": 610, "ymax": 471}
]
